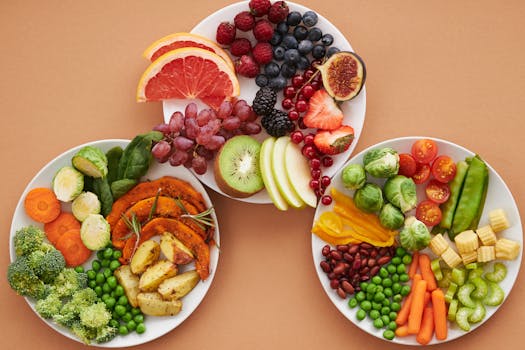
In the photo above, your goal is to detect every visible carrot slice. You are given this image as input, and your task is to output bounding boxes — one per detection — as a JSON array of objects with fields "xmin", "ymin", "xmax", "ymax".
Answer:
[
  {"xmin": 431, "ymin": 289, "xmax": 448, "ymax": 340},
  {"xmin": 419, "ymin": 253, "xmax": 438, "ymax": 291},
  {"xmin": 408, "ymin": 279, "xmax": 428, "ymax": 334},
  {"xmin": 24, "ymin": 187, "xmax": 61, "ymax": 223},
  {"xmin": 55, "ymin": 229, "xmax": 92, "ymax": 267},
  {"xmin": 416, "ymin": 305, "xmax": 435, "ymax": 345},
  {"xmin": 44, "ymin": 212, "xmax": 81, "ymax": 245}
]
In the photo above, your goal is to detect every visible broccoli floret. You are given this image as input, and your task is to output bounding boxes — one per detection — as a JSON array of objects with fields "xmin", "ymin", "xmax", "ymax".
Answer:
[
  {"xmin": 70, "ymin": 322, "xmax": 98, "ymax": 344},
  {"xmin": 50, "ymin": 268, "xmax": 87, "ymax": 298},
  {"xmin": 95, "ymin": 325, "xmax": 118, "ymax": 343},
  {"xmin": 29, "ymin": 249, "xmax": 66, "ymax": 284},
  {"xmin": 35, "ymin": 292, "xmax": 62, "ymax": 318},
  {"xmin": 13, "ymin": 225, "xmax": 45, "ymax": 256},
  {"xmin": 79, "ymin": 302, "xmax": 112, "ymax": 329},
  {"xmin": 70, "ymin": 288, "xmax": 98, "ymax": 308},
  {"xmin": 7, "ymin": 256, "xmax": 46, "ymax": 299},
  {"xmin": 53, "ymin": 300, "xmax": 79, "ymax": 327}
]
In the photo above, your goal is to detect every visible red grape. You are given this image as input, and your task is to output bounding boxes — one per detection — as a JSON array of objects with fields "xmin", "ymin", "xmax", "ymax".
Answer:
[
  {"xmin": 173, "ymin": 136, "xmax": 194, "ymax": 151},
  {"xmin": 195, "ymin": 145, "xmax": 215, "ymax": 160},
  {"xmin": 153, "ymin": 123, "xmax": 170, "ymax": 136},
  {"xmin": 222, "ymin": 116, "xmax": 242, "ymax": 131},
  {"xmin": 309, "ymin": 158, "xmax": 321, "ymax": 169},
  {"xmin": 205, "ymin": 135, "xmax": 226, "ymax": 150},
  {"xmin": 185, "ymin": 103, "xmax": 198, "ymax": 119},
  {"xmin": 151, "ymin": 140, "xmax": 172, "ymax": 160},
  {"xmin": 184, "ymin": 118, "xmax": 199, "ymax": 139},
  {"xmin": 217, "ymin": 101, "xmax": 233, "ymax": 119},
  {"xmin": 168, "ymin": 111, "xmax": 184, "ymax": 133},
  {"xmin": 192, "ymin": 156, "xmax": 207, "ymax": 175},
  {"xmin": 197, "ymin": 109, "xmax": 213, "ymax": 127},
  {"xmin": 236, "ymin": 105, "xmax": 252, "ymax": 121},
  {"xmin": 233, "ymin": 99, "xmax": 248, "ymax": 115},
  {"xmin": 169, "ymin": 149, "xmax": 189, "ymax": 166},
  {"xmin": 242, "ymin": 122, "xmax": 262, "ymax": 135}
]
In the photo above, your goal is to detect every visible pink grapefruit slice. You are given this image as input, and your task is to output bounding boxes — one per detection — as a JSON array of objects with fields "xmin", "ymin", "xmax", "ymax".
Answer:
[
  {"xmin": 143, "ymin": 32, "xmax": 234, "ymax": 71},
  {"xmin": 136, "ymin": 47, "xmax": 240, "ymax": 110}
]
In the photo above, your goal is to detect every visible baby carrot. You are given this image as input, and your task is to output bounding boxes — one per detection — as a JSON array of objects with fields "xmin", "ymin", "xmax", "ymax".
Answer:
[
  {"xmin": 24, "ymin": 187, "xmax": 61, "ymax": 223},
  {"xmin": 395, "ymin": 325, "xmax": 409, "ymax": 337},
  {"xmin": 408, "ymin": 250, "xmax": 419, "ymax": 278},
  {"xmin": 431, "ymin": 289, "xmax": 448, "ymax": 340},
  {"xmin": 396, "ymin": 274, "xmax": 422, "ymax": 326},
  {"xmin": 419, "ymin": 253, "xmax": 437, "ymax": 291},
  {"xmin": 408, "ymin": 279, "xmax": 428, "ymax": 334},
  {"xmin": 416, "ymin": 305, "xmax": 435, "ymax": 345}
]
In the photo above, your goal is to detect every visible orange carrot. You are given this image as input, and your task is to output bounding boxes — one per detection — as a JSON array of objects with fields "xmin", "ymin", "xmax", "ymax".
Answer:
[
  {"xmin": 416, "ymin": 305, "xmax": 435, "ymax": 345},
  {"xmin": 408, "ymin": 279, "xmax": 428, "ymax": 334},
  {"xmin": 423, "ymin": 291, "xmax": 431, "ymax": 307},
  {"xmin": 408, "ymin": 251, "xmax": 419, "ymax": 278},
  {"xmin": 431, "ymin": 289, "xmax": 448, "ymax": 340},
  {"xmin": 24, "ymin": 187, "xmax": 61, "ymax": 223},
  {"xmin": 44, "ymin": 212, "xmax": 81, "ymax": 245},
  {"xmin": 419, "ymin": 253, "xmax": 437, "ymax": 291},
  {"xmin": 395, "ymin": 325, "xmax": 409, "ymax": 337},
  {"xmin": 395, "ymin": 274, "xmax": 422, "ymax": 326},
  {"xmin": 55, "ymin": 229, "xmax": 92, "ymax": 267}
]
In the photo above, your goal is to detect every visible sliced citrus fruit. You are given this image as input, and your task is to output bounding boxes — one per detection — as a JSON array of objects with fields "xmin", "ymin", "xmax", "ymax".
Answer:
[
  {"xmin": 316, "ymin": 51, "xmax": 366, "ymax": 101},
  {"xmin": 137, "ymin": 47, "xmax": 240, "ymax": 110},
  {"xmin": 143, "ymin": 32, "xmax": 234, "ymax": 71}
]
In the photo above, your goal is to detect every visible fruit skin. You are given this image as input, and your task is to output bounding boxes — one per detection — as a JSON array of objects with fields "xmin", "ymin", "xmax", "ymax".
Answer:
[
  {"xmin": 249, "ymin": 0, "xmax": 271, "ymax": 16},
  {"xmin": 216, "ymin": 22, "xmax": 236, "ymax": 45},
  {"xmin": 261, "ymin": 109, "xmax": 294, "ymax": 137},
  {"xmin": 235, "ymin": 55, "xmax": 260, "ymax": 78},
  {"xmin": 230, "ymin": 38, "xmax": 252, "ymax": 57},
  {"xmin": 268, "ymin": 1, "xmax": 290, "ymax": 23},
  {"xmin": 284, "ymin": 141, "xmax": 318, "ymax": 208},
  {"xmin": 253, "ymin": 19, "xmax": 274, "ymax": 42},
  {"xmin": 271, "ymin": 137, "xmax": 305, "ymax": 208},
  {"xmin": 302, "ymin": 89, "xmax": 344, "ymax": 130},
  {"xmin": 316, "ymin": 51, "xmax": 366, "ymax": 101},
  {"xmin": 252, "ymin": 87, "xmax": 277, "ymax": 116},
  {"xmin": 313, "ymin": 125, "xmax": 355, "ymax": 155},
  {"xmin": 234, "ymin": 11, "xmax": 256, "ymax": 31},
  {"xmin": 259, "ymin": 137, "xmax": 289, "ymax": 210},
  {"xmin": 252, "ymin": 42, "xmax": 273, "ymax": 64}
]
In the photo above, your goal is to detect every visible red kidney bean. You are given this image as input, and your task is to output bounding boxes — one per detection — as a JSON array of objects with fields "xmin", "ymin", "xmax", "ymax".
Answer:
[
  {"xmin": 337, "ymin": 287, "xmax": 347, "ymax": 299},
  {"xmin": 330, "ymin": 279, "xmax": 340, "ymax": 289},
  {"xmin": 368, "ymin": 258, "xmax": 376, "ymax": 267},
  {"xmin": 370, "ymin": 265, "xmax": 380, "ymax": 276},
  {"xmin": 348, "ymin": 245, "xmax": 359, "ymax": 254},
  {"xmin": 341, "ymin": 280, "xmax": 355, "ymax": 294},
  {"xmin": 336, "ymin": 244, "xmax": 349, "ymax": 252},
  {"xmin": 322, "ymin": 245, "xmax": 331, "ymax": 257},
  {"xmin": 379, "ymin": 247, "xmax": 388, "ymax": 256},
  {"xmin": 361, "ymin": 258, "xmax": 368, "ymax": 267},
  {"xmin": 377, "ymin": 256, "xmax": 391, "ymax": 265},
  {"xmin": 343, "ymin": 253, "xmax": 354, "ymax": 262},
  {"xmin": 330, "ymin": 250, "xmax": 342, "ymax": 261},
  {"xmin": 359, "ymin": 248, "xmax": 369, "ymax": 256},
  {"xmin": 333, "ymin": 262, "xmax": 346, "ymax": 275},
  {"xmin": 327, "ymin": 272, "xmax": 336, "ymax": 280},
  {"xmin": 360, "ymin": 242, "xmax": 373, "ymax": 249},
  {"xmin": 352, "ymin": 259, "xmax": 361, "ymax": 270},
  {"xmin": 370, "ymin": 250, "xmax": 378, "ymax": 258},
  {"xmin": 360, "ymin": 266, "xmax": 370, "ymax": 275},
  {"xmin": 320, "ymin": 261, "xmax": 331, "ymax": 273}
]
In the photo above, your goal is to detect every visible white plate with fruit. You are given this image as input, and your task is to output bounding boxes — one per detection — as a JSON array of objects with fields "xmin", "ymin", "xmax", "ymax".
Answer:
[
  {"xmin": 311, "ymin": 136, "xmax": 522, "ymax": 345},
  {"xmin": 136, "ymin": 0, "xmax": 367, "ymax": 206}
]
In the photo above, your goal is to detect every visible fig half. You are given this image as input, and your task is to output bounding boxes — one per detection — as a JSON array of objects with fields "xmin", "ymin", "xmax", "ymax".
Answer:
[{"xmin": 316, "ymin": 51, "xmax": 366, "ymax": 101}]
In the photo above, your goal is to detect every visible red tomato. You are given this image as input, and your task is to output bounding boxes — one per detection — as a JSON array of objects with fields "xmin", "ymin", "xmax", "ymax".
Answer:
[
  {"xmin": 411, "ymin": 139, "xmax": 438, "ymax": 164},
  {"xmin": 431, "ymin": 155, "xmax": 457, "ymax": 183},
  {"xmin": 398, "ymin": 153, "xmax": 417, "ymax": 177},
  {"xmin": 412, "ymin": 163, "xmax": 431, "ymax": 184},
  {"xmin": 416, "ymin": 200, "xmax": 443, "ymax": 226},
  {"xmin": 425, "ymin": 179, "xmax": 451, "ymax": 204}
]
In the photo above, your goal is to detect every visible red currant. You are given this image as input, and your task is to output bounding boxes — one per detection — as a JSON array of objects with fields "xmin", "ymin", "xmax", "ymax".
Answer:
[
  {"xmin": 321, "ymin": 176, "xmax": 331, "ymax": 188},
  {"xmin": 295, "ymin": 100, "xmax": 308, "ymax": 112},
  {"xmin": 288, "ymin": 110, "xmax": 299, "ymax": 121},
  {"xmin": 303, "ymin": 69, "xmax": 315, "ymax": 80},
  {"xmin": 282, "ymin": 98, "xmax": 294, "ymax": 110},
  {"xmin": 302, "ymin": 145, "xmax": 317, "ymax": 159},
  {"xmin": 321, "ymin": 195, "xmax": 333, "ymax": 205},
  {"xmin": 284, "ymin": 86, "xmax": 296, "ymax": 98},
  {"xmin": 302, "ymin": 85, "xmax": 315, "ymax": 99},
  {"xmin": 310, "ymin": 81, "xmax": 321, "ymax": 90},
  {"xmin": 309, "ymin": 158, "xmax": 321, "ymax": 169},
  {"xmin": 303, "ymin": 133, "xmax": 315, "ymax": 145},
  {"xmin": 292, "ymin": 75, "xmax": 304, "ymax": 88},
  {"xmin": 290, "ymin": 131, "xmax": 304, "ymax": 144},
  {"xmin": 322, "ymin": 156, "xmax": 334, "ymax": 167},
  {"xmin": 309, "ymin": 179, "xmax": 320, "ymax": 190},
  {"xmin": 311, "ymin": 168, "xmax": 321, "ymax": 179}
]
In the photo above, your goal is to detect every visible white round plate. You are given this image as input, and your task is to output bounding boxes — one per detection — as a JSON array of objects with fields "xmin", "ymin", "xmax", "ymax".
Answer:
[
  {"xmin": 162, "ymin": 0, "xmax": 367, "ymax": 203},
  {"xmin": 9, "ymin": 139, "xmax": 220, "ymax": 347},
  {"xmin": 311, "ymin": 136, "xmax": 522, "ymax": 345}
]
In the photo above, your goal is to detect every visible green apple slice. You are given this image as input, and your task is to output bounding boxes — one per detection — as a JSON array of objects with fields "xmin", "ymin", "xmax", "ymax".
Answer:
[
  {"xmin": 272, "ymin": 137, "xmax": 305, "ymax": 209},
  {"xmin": 259, "ymin": 137, "xmax": 289, "ymax": 211},
  {"xmin": 284, "ymin": 141, "xmax": 317, "ymax": 208}
]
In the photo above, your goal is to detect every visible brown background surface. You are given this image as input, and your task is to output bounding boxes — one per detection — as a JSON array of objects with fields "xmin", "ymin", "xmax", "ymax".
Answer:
[{"xmin": 1, "ymin": 0, "xmax": 524, "ymax": 349}]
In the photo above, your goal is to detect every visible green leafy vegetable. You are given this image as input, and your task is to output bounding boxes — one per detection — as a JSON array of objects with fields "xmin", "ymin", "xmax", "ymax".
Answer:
[
  {"xmin": 341, "ymin": 163, "xmax": 366, "ymax": 190},
  {"xmin": 117, "ymin": 131, "xmax": 163, "ymax": 181},
  {"xmin": 363, "ymin": 147, "xmax": 399, "ymax": 178},
  {"xmin": 383, "ymin": 175, "xmax": 417, "ymax": 213},
  {"xmin": 399, "ymin": 216, "xmax": 431, "ymax": 251},
  {"xmin": 353, "ymin": 183, "xmax": 384, "ymax": 213},
  {"xmin": 111, "ymin": 178, "xmax": 138, "ymax": 200}
]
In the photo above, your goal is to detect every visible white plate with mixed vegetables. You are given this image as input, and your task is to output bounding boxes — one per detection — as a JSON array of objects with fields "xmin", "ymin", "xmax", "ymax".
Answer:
[
  {"xmin": 311, "ymin": 136, "xmax": 522, "ymax": 345},
  {"xmin": 8, "ymin": 138, "xmax": 220, "ymax": 347}
]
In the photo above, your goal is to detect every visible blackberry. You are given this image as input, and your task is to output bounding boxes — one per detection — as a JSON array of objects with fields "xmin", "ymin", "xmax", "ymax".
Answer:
[
  {"xmin": 252, "ymin": 87, "xmax": 277, "ymax": 116},
  {"xmin": 261, "ymin": 109, "xmax": 294, "ymax": 137}
]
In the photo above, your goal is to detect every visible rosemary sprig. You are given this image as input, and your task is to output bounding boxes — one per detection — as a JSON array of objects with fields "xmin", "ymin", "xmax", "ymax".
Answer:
[
  {"xmin": 147, "ymin": 188, "xmax": 162, "ymax": 221},
  {"xmin": 119, "ymin": 212, "xmax": 141, "ymax": 258},
  {"xmin": 175, "ymin": 198, "xmax": 216, "ymax": 230}
]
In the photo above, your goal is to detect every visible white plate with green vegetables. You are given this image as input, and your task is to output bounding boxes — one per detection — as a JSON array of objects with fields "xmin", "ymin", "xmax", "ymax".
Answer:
[
  {"xmin": 311, "ymin": 136, "xmax": 522, "ymax": 345},
  {"xmin": 8, "ymin": 139, "xmax": 220, "ymax": 347}
]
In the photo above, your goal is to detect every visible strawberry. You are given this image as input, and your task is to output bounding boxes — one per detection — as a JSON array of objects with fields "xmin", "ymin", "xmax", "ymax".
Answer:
[
  {"xmin": 230, "ymin": 38, "xmax": 252, "ymax": 57},
  {"xmin": 234, "ymin": 11, "xmax": 255, "ymax": 31},
  {"xmin": 252, "ymin": 42, "xmax": 273, "ymax": 64},
  {"xmin": 268, "ymin": 1, "xmax": 289, "ymax": 23},
  {"xmin": 314, "ymin": 125, "xmax": 355, "ymax": 155},
  {"xmin": 249, "ymin": 0, "xmax": 271, "ymax": 17},
  {"xmin": 302, "ymin": 89, "xmax": 343, "ymax": 130},
  {"xmin": 235, "ymin": 55, "xmax": 259, "ymax": 78},
  {"xmin": 216, "ymin": 22, "xmax": 236, "ymax": 45}
]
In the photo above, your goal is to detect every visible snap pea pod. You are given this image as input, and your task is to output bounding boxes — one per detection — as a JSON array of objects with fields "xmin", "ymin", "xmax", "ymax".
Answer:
[
  {"xmin": 450, "ymin": 156, "xmax": 488, "ymax": 239},
  {"xmin": 440, "ymin": 161, "xmax": 469, "ymax": 230},
  {"xmin": 468, "ymin": 167, "xmax": 489, "ymax": 230}
]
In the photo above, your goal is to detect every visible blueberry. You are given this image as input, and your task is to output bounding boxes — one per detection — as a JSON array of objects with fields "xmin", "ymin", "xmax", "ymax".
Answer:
[
  {"xmin": 302, "ymin": 11, "xmax": 318, "ymax": 27},
  {"xmin": 293, "ymin": 25, "xmax": 308, "ymax": 41},
  {"xmin": 270, "ymin": 32, "xmax": 282, "ymax": 46},
  {"xmin": 264, "ymin": 62, "xmax": 281, "ymax": 78},
  {"xmin": 286, "ymin": 11, "xmax": 302, "ymax": 26},
  {"xmin": 296, "ymin": 56, "xmax": 310, "ymax": 70},
  {"xmin": 268, "ymin": 76, "xmax": 287, "ymax": 91},
  {"xmin": 255, "ymin": 74, "xmax": 269, "ymax": 87},
  {"xmin": 284, "ymin": 49, "xmax": 300, "ymax": 64},
  {"xmin": 298, "ymin": 40, "xmax": 313, "ymax": 55},
  {"xmin": 276, "ymin": 22, "xmax": 289, "ymax": 35},
  {"xmin": 273, "ymin": 46, "xmax": 286, "ymax": 61},
  {"xmin": 281, "ymin": 34, "xmax": 298, "ymax": 50},
  {"xmin": 321, "ymin": 34, "xmax": 334, "ymax": 46},
  {"xmin": 312, "ymin": 44, "xmax": 326, "ymax": 59},
  {"xmin": 327, "ymin": 46, "xmax": 340, "ymax": 57},
  {"xmin": 280, "ymin": 62, "xmax": 297, "ymax": 78},
  {"xmin": 308, "ymin": 27, "xmax": 323, "ymax": 42}
]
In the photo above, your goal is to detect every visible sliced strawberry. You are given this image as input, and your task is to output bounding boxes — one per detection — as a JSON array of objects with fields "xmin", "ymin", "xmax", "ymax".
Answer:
[
  {"xmin": 302, "ymin": 89, "xmax": 343, "ymax": 130},
  {"xmin": 314, "ymin": 125, "xmax": 355, "ymax": 155}
]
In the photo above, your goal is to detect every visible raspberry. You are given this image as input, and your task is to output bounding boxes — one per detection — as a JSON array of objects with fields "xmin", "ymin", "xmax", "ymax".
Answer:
[
  {"xmin": 253, "ymin": 19, "xmax": 274, "ymax": 42},
  {"xmin": 268, "ymin": 1, "xmax": 289, "ymax": 23},
  {"xmin": 216, "ymin": 22, "xmax": 236, "ymax": 45},
  {"xmin": 235, "ymin": 55, "xmax": 259, "ymax": 78},
  {"xmin": 252, "ymin": 42, "xmax": 273, "ymax": 64},
  {"xmin": 230, "ymin": 38, "xmax": 252, "ymax": 57},
  {"xmin": 249, "ymin": 0, "xmax": 271, "ymax": 17},
  {"xmin": 234, "ymin": 11, "xmax": 255, "ymax": 31}
]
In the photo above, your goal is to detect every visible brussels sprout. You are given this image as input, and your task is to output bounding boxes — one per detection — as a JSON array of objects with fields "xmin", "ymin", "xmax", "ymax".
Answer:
[
  {"xmin": 80, "ymin": 214, "xmax": 110, "ymax": 250},
  {"xmin": 383, "ymin": 175, "xmax": 417, "ymax": 213},
  {"xmin": 52, "ymin": 166, "xmax": 84, "ymax": 202},
  {"xmin": 399, "ymin": 216, "xmax": 431, "ymax": 251},
  {"xmin": 72, "ymin": 146, "xmax": 108, "ymax": 178},
  {"xmin": 379, "ymin": 203, "xmax": 404, "ymax": 230},
  {"xmin": 354, "ymin": 183, "xmax": 384, "ymax": 213},
  {"xmin": 341, "ymin": 164, "xmax": 367, "ymax": 190},
  {"xmin": 363, "ymin": 148, "xmax": 400, "ymax": 178},
  {"xmin": 72, "ymin": 191, "xmax": 101, "ymax": 222}
]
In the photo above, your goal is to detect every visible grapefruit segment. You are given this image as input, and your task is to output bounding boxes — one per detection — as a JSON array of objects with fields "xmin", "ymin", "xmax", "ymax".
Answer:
[{"xmin": 137, "ymin": 47, "xmax": 240, "ymax": 110}]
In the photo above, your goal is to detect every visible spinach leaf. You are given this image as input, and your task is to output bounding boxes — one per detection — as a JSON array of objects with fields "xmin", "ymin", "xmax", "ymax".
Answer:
[
  {"xmin": 106, "ymin": 146, "xmax": 123, "ymax": 184},
  {"xmin": 93, "ymin": 177, "xmax": 114, "ymax": 216},
  {"xmin": 111, "ymin": 178, "xmax": 138, "ymax": 200},
  {"xmin": 117, "ymin": 131, "xmax": 163, "ymax": 180}
]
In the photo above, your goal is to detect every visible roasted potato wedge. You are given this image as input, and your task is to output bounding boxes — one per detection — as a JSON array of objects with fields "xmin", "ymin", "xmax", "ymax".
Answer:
[
  {"xmin": 160, "ymin": 232, "xmax": 194, "ymax": 264},
  {"xmin": 130, "ymin": 240, "xmax": 161, "ymax": 274},
  {"xmin": 137, "ymin": 292, "xmax": 182, "ymax": 316},
  {"xmin": 114, "ymin": 265, "xmax": 140, "ymax": 307},
  {"xmin": 158, "ymin": 270, "xmax": 200, "ymax": 300},
  {"xmin": 139, "ymin": 260, "xmax": 178, "ymax": 292}
]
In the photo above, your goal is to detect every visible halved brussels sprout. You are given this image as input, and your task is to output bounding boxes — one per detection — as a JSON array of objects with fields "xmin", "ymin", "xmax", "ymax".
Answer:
[
  {"xmin": 52, "ymin": 166, "xmax": 84, "ymax": 202},
  {"xmin": 363, "ymin": 147, "xmax": 399, "ymax": 178},
  {"xmin": 72, "ymin": 146, "xmax": 108, "ymax": 178}
]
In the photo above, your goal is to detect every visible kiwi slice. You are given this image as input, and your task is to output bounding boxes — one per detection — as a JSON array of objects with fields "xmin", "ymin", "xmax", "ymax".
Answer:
[{"xmin": 214, "ymin": 135, "xmax": 264, "ymax": 198}]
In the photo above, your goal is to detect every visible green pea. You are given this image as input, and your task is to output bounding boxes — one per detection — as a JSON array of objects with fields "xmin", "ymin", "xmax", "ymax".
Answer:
[
  {"xmin": 109, "ymin": 260, "xmax": 121, "ymax": 271},
  {"xmin": 387, "ymin": 321, "xmax": 397, "ymax": 331},
  {"xmin": 401, "ymin": 285, "xmax": 411, "ymax": 296},
  {"xmin": 366, "ymin": 293, "xmax": 374, "ymax": 301},
  {"xmin": 399, "ymin": 273, "xmax": 409, "ymax": 283},
  {"xmin": 133, "ymin": 314, "xmax": 144, "ymax": 324},
  {"xmin": 103, "ymin": 247, "xmax": 114, "ymax": 259},
  {"xmin": 360, "ymin": 300, "xmax": 372, "ymax": 312},
  {"xmin": 395, "ymin": 247, "xmax": 406, "ymax": 257},
  {"xmin": 114, "ymin": 285, "xmax": 125, "ymax": 297},
  {"xmin": 118, "ymin": 325, "xmax": 129, "ymax": 335},
  {"xmin": 115, "ymin": 305, "xmax": 127, "ymax": 316},
  {"xmin": 355, "ymin": 291, "xmax": 366, "ymax": 302},
  {"xmin": 382, "ymin": 299, "xmax": 390, "ymax": 307},
  {"xmin": 88, "ymin": 280, "xmax": 97, "ymax": 289},
  {"xmin": 393, "ymin": 294, "xmax": 403, "ymax": 302},
  {"xmin": 366, "ymin": 284, "xmax": 377, "ymax": 294},
  {"xmin": 74, "ymin": 266, "xmax": 84, "ymax": 273},
  {"xmin": 383, "ymin": 329, "xmax": 395, "ymax": 340},
  {"xmin": 402, "ymin": 254, "xmax": 412, "ymax": 265},
  {"xmin": 389, "ymin": 311, "xmax": 398, "ymax": 321},
  {"xmin": 117, "ymin": 295, "xmax": 129, "ymax": 306},
  {"xmin": 373, "ymin": 318, "xmax": 384, "ymax": 329},
  {"xmin": 92, "ymin": 260, "xmax": 101, "ymax": 272},
  {"xmin": 109, "ymin": 319, "xmax": 119, "ymax": 328},
  {"xmin": 105, "ymin": 297, "xmax": 116, "ymax": 309},
  {"xmin": 127, "ymin": 320, "xmax": 137, "ymax": 331},
  {"xmin": 348, "ymin": 297, "xmax": 358, "ymax": 309},
  {"xmin": 102, "ymin": 283, "xmax": 111, "ymax": 293},
  {"xmin": 379, "ymin": 267, "xmax": 389, "ymax": 278},
  {"xmin": 384, "ymin": 288, "xmax": 393, "ymax": 298},
  {"xmin": 381, "ymin": 315, "xmax": 390, "ymax": 325},
  {"xmin": 391, "ymin": 257, "xmax": 402, "ymax": 265},
  {"xmin": 95, "ymin": 272, "xmax": 105, "ymax": 285},
  {"xmin": 397, "ymin": 264, "xmax": 406, "ymax": 274},
  {"xmin": 356, "ymin": 309, "xmax": 366, "ymax": 321},
  {"xmin": 372, "ymin": 276, "xmax": 382, "ymax": 285},
  {"xmin": 107, "ymin": 276, "xmax": 118, "ymax": 289},
  {"xmin": 101, "ymin": 259, "xmax": 110, "ymax": 268},
  {"xmin": 94, "ymin": 285, "xmax": 103, "ymax": 296},
  {"xmin": 97, "ymin": 250, "xmax": 105, "ymax": 260},
  {"xmin": 381, "ymin": 306, "xmax": 391, "ymax": 315},
  {"xmin": 111, "ymin": 291, "xmax": 116, "ymax": 297},
  {"xmin": 360, "ymin": 282, "xmax": 369, "ymax": 291},
  {"xmin": 391, "ymin": 302, "xmax": 401, "ymax": 312},
  {"xmin": 387, "ymin": 264, "xmax": 397, "ymax": 274},
  {"xmin": 121, "ymin": 312, "xmax": 132, "ymax": 322},
  {"xmin": 374, "ymin": 292, "xmax": 385, "ymax": 303},
  {"xmin": 101, "ymin": 293, "xmax": 110, "ymax": 301},
  {"xmin": 392, "ymin": 282, "xmax": 402, "ymax": 294},
  {"xmin": 372, "ymin": 302, "xmax": 382, "ymax": 311},
  {"xmin": 113, "ymin": 250, "xmax": 123, "ymax": 260},
  {"xmin": 369, "ymin": 310, "xmax": 380, "ymax": 320},
  {"xmin": 392, "ymin": 274, "xmax": 400, "ymax": 283},
  {"xmin": 375, "ymin": 285, "xmax": 384, "ymax": 293},
  {"xmin": 87, "ymin": 270, "xmax": 96, "ymax": 280},
  {"xmin": 382, "ymin": 278, "xmax": 393, "ymax": 288},
  {"xmin": 136, "ymin": 323, "xmax": 146, "ymax": 334},
  {"xmin": 103, "ymin": 268, "xmax": 113, "ymax": 278}
]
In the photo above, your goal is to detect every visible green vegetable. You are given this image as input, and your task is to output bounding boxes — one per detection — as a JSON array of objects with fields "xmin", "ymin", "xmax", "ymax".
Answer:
[
  {"xmin": 52, "ymin": 166, "xmax": 84, "ymax": 202},
  {"xmin": 353, "ymin": 183, "xmax": 384, "ymax": 213},
  {"xmin": 468, "ymin": 302, "xmax": 486, "ymax": 323},
  {"xmin": 72, "ymin": 191, "xmax": 101, "ymax": 222},
  {"xmin": 456, "ymin": 307, "xmax": 473, "ymax": 331},
  {"xmin": 378, "ymin": 203, "xmax": 404, "ymax": 230},
  {"xmin": 117, "ymin": 131, "xmax": 163, "ymax": 180},
  {"xmin": 80, "ymin": 214, "xmax": 111, "ymax": 250},
  {"xmin": 50, "ymin": 268, "xmax": 88, "ymax": 298},
  {"xmin": 93, "ymin": 178, "xmax": 114, "ymax": 217},
  {"xmin": 399, "ymin": 216, "xmax": 431, "ymax": 251},
  {"xmin": 450, "ymin": 156, "xmax": 489, "ymax": 239},
  {"xmin": 111, "ymin": 178, "xmax": 138, "ymax": 200},
  {"xmin": 483, "ymin": 281, "xmax": 504, "ymax": 306},
  {"xmin": 440, "ymin": 161, "xmax": 469, "ymax": 229},
  {"xmin": 79, "ymin": 302, "xmax": 112, "ymax": 328},
  {"xmin": 430, "ymin": 259, "xmax": 443, "ymax": 281},
  {"xmin": 383, "ymin": 329, "xmax": 395, "ymax": 340},
  {"xmin": 457, "ymin": 283, "xmax": 476, "ymax": 308},
  {"xmin": 7, "ymin": 256, "xmax": 46, "ymax": 299},
  {"xmin": 468, "ymin": 166, "xmax": 489, "ymax": 230},
  {"xmin": 105, "ymin": 146, "xmax": 123, "ymax": 184},
  {"xmin": 383, "ymin": 175, "xmax": 417, "ymax": 213},
  {"xmin": 35, "ymin": 293, "xmax": 62, "ymax": 318},
  {"xmin": 72, "ymin": 146, "xmax": 108, "ymax": 178},
  {"xmin": 28, "ymin": 249, "xmax": 66, "ymax": 283},
  {"xmin": 451, "ymin": 267, "xmax": 466, "ymax": 286},
  {"xmin": 341, "ymin": 163, "xmax": 366, "ymax": 190},
  {"xmin": 447, "ymin": 299, "xmax": 458, "ymax": 321},
  {"xmin": 363, "ymin": 147, "xmax": 399, "ymax": 178},
  {"xmin": 13, "ymin": 225, "xmax": 45, "ymax": 256},
  {"xmin": 445, "ymin": 282, "xmax": 458, "ymax": 304},
  {"xmin": 470, "ymin": 277, "xmax": 488, "ymax": 299},
  {"xmin": 485, "ymin": 262, "xmax": 507, "ymax": 282}
]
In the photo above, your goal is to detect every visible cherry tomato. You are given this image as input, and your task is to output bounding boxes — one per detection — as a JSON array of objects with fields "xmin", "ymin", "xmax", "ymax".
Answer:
[
  {"xmin": 416, "ymin": 200, "xmax": 443, "ymax": 226},
  {"xmin": 431, "ymin": 155, "xmax": 457, "ymax": 183},
  {"xmin": 425, "ymin": 179, "xmax": 451, "ymax": 204},
  {"xmin": 398, "ymin": 153, "xmax": 417, "ymax": 177},
  {"xmin": 412, "ymin": 163, "xmax": 431, "ymax": 184},
  {"xmin": 411, "ymin": 139, "xmax": 438, "ymax": 164}
]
